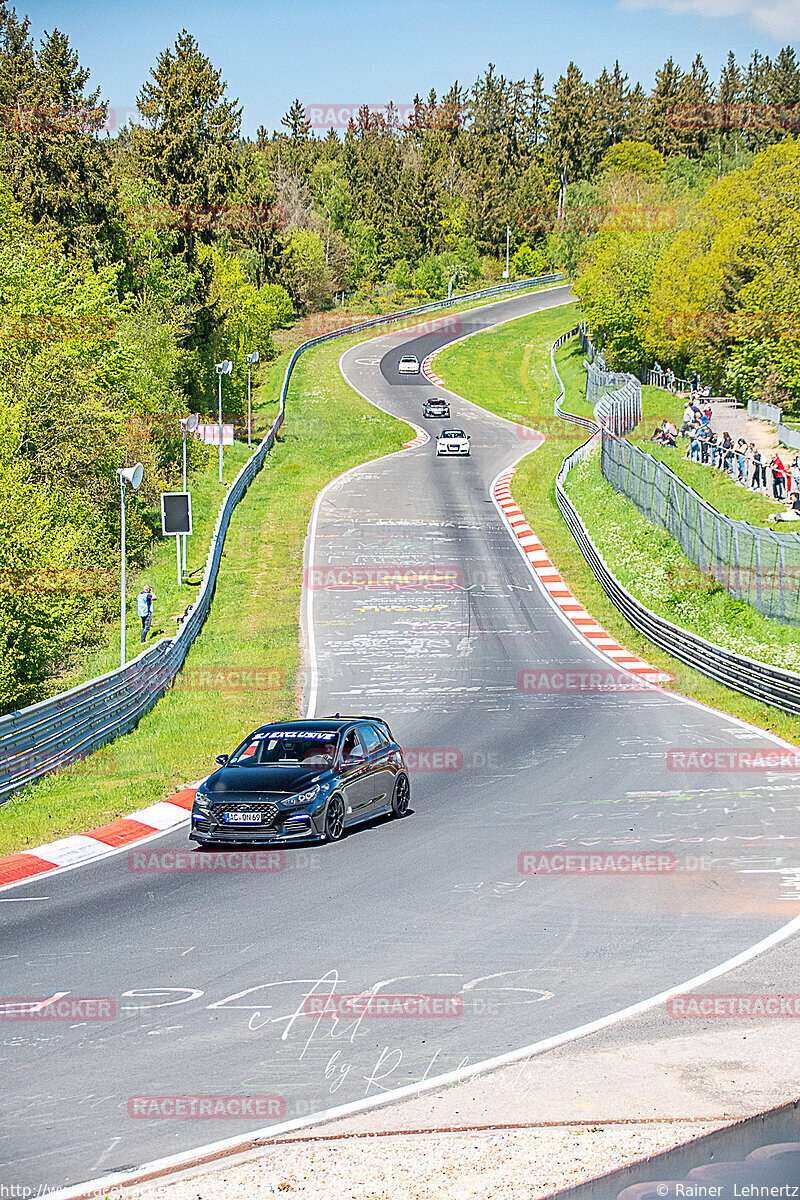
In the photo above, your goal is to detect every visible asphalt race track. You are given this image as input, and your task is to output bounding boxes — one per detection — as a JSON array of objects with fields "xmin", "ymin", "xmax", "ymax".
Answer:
[{"xmin": 2, "ymin": 285, "xmax": 799, "ymax": 1193}]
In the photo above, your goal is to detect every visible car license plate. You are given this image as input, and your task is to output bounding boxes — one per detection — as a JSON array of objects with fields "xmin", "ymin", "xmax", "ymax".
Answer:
[{"xmin": 224, "ymin": 811, "xmax": 263, "ymax": 824}]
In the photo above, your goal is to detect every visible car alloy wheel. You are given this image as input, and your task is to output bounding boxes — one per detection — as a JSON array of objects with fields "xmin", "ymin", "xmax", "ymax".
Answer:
[
  {"xmin": 391, "ymin": 774, "xmax": 410, "ymax": 818},
  {"xmin": 324, "ymin": 793, "xmax": 346, "ymax": 842}
]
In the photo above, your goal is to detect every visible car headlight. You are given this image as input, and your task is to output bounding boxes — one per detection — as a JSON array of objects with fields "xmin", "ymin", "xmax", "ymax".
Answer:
[
  {"xmin": 193, "ymin": 790, "xmax": 212, "ymax": 813},
  {"xmin": 284, "ymin": 785, "xmax": 320, "ymax": 807}
]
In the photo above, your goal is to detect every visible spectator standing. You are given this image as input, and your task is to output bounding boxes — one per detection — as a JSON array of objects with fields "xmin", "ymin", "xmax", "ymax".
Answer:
[
  {"xmin": 687, "ymin": 426, "xmax": 701, "ymax": 462},
  {"xmin": 690, "ymin": 371, "xmax": 700, "ymax": 395},
  {"xmin": 752, "ymin": 447, "xmax": 766, "ymax": 492},
  {"xmin": 681, "ymin": 402, "xmax": 695, "ymax": 434},
  {"xmin": 735, "ymin": 439, "xmax": 747, "ymax": 483},
  {"xmin": 136, "ymin": 585, "xmax": 155, "ymax": 644},
  {"xmin": 721, "ymin": 432, "xmax": 734, "ymax": 474}
]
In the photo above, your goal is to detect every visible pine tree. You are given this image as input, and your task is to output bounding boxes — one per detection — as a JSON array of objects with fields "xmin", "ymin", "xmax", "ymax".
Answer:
[
  {"xmin": 544, "ymin": 63, "xmax": 597, "ymax": 192},
  {"xmin": 676, "ymin": 54, "xmax": 713, "ymax": 158},
  {"xmin": 643, "ymin": 58, "xmax": 684, "ymax": 157},
  {"xmin": 134, "ymin": 30, "xmax": 242, "ymax": 216}
]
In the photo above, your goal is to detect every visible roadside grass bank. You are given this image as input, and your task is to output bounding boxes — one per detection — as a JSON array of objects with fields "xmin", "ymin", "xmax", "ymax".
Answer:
[
  {"xmin": 435, "ymin": 317, "xmax": 799, "ymax": 743},
  {"xmin": 0, "ymin": 330, "xmax": 410, "ymax": 856}
]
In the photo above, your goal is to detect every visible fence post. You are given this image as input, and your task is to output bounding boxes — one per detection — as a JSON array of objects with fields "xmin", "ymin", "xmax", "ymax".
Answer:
[{"xmin": 779, "ymin": 541, "xmax": 786, "ymax": 623}]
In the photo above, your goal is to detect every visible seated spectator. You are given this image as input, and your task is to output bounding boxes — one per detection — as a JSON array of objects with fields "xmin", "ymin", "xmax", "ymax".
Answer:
[
  {"xmin": 700, "ymin": 407, "xmax": 712, "ymax": 427},
  {"xmin": 767, "ymin": 491, "xmax": 800, "ymax": 522},
  {"xmin": 663, "ymin": 419, "xmax": 677, "ymax": 446},
  {"xmin": 701, "ymin": 384, "xmax": 712, "ymax": 398}
]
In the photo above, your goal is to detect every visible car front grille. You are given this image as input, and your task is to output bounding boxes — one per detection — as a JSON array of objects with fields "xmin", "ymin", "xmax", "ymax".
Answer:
[{"xmin": 209, "ymin": 801, "xmax": 280, "ymax": 824}]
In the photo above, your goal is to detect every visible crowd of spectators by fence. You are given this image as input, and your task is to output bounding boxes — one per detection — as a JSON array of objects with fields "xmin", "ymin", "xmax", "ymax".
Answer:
[{"xmin": 648, "ymin": 395, "xmax": 800, "ymax": 523}]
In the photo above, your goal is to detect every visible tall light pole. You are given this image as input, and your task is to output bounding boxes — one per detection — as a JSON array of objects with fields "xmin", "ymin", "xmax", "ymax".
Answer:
[
  {"xmin": 215, "ymin": 360, "xmax": 232, "ymax": 484},
  {"xmin": 503, "ymin": 225, "xmax": 511, "ymax": 279},
  {"xmin": 116, "ymin": 462, "xmax": 143, "ymax": 667},
  {"xmin": 179, "ymin": 414, "xmax": 199, "ymax": 574},
  {"xmin": 245, "ymin": 350, "xmax": 259, "ymax": 447}
]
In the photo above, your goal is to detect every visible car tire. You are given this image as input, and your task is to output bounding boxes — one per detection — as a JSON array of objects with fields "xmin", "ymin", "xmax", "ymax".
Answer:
[
  {"xmin": 323, "ymin": 793, "xmax": 346, "ymax": 842},
  {"xmin": 390, "ymin": 774, "xmax": 410, "ymax": 819}
]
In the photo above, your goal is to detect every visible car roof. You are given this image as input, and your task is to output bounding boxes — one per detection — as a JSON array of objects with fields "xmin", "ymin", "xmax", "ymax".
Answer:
[
  {"xmin": 250, "ymin": 716, "xmax": 391, "ymax": 736},
  {"xmin": 400, "ymin": 354, "xmax": 417, "ymax": 360},
  {"xmin": 440, "ymin": 428, "xmax": 466, "ymax": 434}
]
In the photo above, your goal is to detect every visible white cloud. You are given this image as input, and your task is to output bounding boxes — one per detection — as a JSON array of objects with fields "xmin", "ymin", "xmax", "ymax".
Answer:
[{"xmin": 618, "ymin": 0, "xmax": 800, "ymax": 39}]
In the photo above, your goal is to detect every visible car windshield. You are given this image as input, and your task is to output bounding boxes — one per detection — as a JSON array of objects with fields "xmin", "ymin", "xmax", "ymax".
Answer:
[
  {"xmin": 441, "ymin": 430, "xmax": 466, "ymax": 439},
  {"xmin": 228, "ymin": 731, "xmax": 338, "ymax": 767}
]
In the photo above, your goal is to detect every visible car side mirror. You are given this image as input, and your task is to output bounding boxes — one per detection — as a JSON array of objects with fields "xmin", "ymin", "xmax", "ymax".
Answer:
[
  {"xmin": 215, "ymin": 754, "xmax": 229, "ymax": 766},
  {"xmin": 344, "ymin": 746, "xmax": 365, "ymax": 764}
]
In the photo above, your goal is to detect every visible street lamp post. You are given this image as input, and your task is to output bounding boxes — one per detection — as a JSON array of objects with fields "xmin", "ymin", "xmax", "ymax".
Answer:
[
  {"xmin": 245, "ymin": 351, "xmax": 259, "ymax": 447},
  {"xmin": 116, "ymin": 462, "xmax": 144, "ymax": 668},
  {"xmin": 447, "ymin": 274, "xmax": 457, "ymax": 301},
  {"xmin": 179, "ymin": 414, "xmax": 199, "ymax": 575},
  {"xmin": 215, "ymin": 360, "xmax": 233, "ymax": 485}
]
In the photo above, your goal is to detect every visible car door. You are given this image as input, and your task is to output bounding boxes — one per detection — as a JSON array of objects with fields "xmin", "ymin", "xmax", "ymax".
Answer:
[
  {"xmin": 338, "ymin": 727, "xmax": 371, "ymax": 822},
  {"xmin": 357, "ymin": 723, "xmax": 393, "ymax": 811}
]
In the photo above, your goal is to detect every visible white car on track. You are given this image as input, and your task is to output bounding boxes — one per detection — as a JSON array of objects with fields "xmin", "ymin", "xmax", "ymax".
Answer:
[
  {"xmin": 436, "ymin": 428, "xmax": 471, "ymax": 457},
  {"xmin": 398, "ymin": 354, "xmax": 420, "ymax": 375}
]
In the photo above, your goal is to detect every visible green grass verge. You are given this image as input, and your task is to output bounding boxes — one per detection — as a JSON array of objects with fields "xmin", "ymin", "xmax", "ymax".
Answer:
[
  {"xmin": 435, "ymin": 315, "xmax": 799, "ymax": 744},
  {"xmin": 0, "ymin": 331, "xmax": 411, "ymax": 856}
]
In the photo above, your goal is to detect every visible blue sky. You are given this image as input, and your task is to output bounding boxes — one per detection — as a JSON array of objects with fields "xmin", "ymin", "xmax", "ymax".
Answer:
[{"xmin": 30, "ymin": 0, "xmax": 800, "ymax": 138}]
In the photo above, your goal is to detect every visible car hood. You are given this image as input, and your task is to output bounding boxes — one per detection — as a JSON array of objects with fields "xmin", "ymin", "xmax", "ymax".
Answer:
[{"xmin": 200, "ymin": 765, "xmax": 328, "ymax": 795}]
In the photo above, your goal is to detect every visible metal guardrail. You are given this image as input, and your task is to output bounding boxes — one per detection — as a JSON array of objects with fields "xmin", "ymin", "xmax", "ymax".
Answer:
[
  {"xmin": 0, "ymin": 272, "xmax": 564, "ymax": 803},
  {"xmin": 748, "ymin": 398, "xmax": 800, "ymax": 452},
  {"xmin": 550, "ymin": 336, "xmax": 800, "ymax": 715}
]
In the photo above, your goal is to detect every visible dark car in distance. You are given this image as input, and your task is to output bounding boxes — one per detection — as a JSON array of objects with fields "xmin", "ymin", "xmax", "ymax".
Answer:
[
  {"xmin": 423, "ymin": 398, "xmax": 450, "ymax": 418},
  {"xmin": 190, "ymin": 717, "xmax": 410, "ymax": 845}
]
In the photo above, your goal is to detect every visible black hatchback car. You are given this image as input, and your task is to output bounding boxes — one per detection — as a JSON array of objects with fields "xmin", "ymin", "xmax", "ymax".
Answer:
[
  {"xmin": 190, "ymin": 717, "xmax": 410, "ymax": 845},
  {"xmin": 423, "ymin": 397, "xmax": 450, "ymax": 418}
]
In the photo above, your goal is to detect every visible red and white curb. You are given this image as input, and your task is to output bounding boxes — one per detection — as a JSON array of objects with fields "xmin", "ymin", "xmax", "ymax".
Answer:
[
  {"xmin": 403, "ymin": 422, "xmax": 429, "ymax": 449},
  {"xmin": 494, "ymin": 466, "xmax": 671, "ymax": 684},
  {"xmin": 421, "ymin": 350, "xmax": 445, "ymax": 388},
  {"xmin": 0, "ymin": 786, "xmax": 198, "ymax": 890}
]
